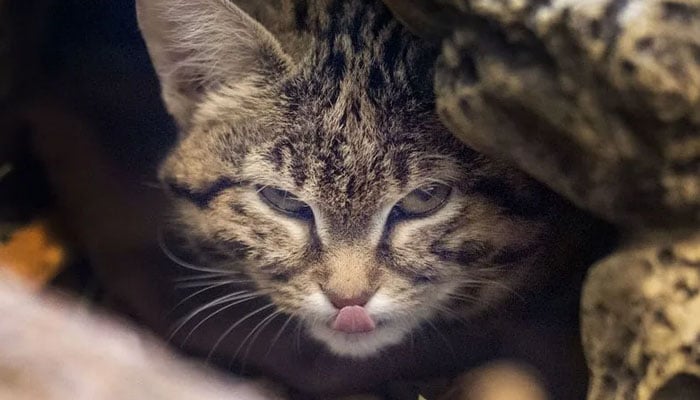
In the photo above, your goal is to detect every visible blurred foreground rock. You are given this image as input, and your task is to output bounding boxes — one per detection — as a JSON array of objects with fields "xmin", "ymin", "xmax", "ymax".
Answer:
[
  {"xmin": 385, "ymin": 0, "xmax": 700, "ymax": 398},
  {"xmin": 583, "ymin": 233, "xmax": 700, "ymax": 400},
  {"xmin": 0, "ymin": 271, "xmax": 283, "ymax": 400}
]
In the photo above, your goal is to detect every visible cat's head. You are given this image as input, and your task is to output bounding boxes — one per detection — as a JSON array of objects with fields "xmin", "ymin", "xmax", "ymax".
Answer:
[{"xmin": 138, "ymin": 0, "xmax": 574, "ymax": 358}]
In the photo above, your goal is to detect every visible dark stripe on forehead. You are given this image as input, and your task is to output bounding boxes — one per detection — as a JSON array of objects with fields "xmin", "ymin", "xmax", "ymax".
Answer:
[
  {"xmin": 320, "ymin": 135, "xmax": 345, "ymax": 186},
  {"xmin": 349, "ymin": 98, "xmax": 362, "ymax": 120},
  {"xmin": 349, "ymin": 7, "xmax": 365, "ymax": 52},
  {"xmin": 324, "ymin": 50, "xmax": 346, "ymax": 82},
  {"xmin": 345, "ymin": 175, "xmax": 356, "ymax": 198},
  {"xmin": 326, "ymin": 0, "xmax": 345, "ymax": 30},
  {"xmin": 368, "ymin": 64, "xmax": 385, "ymax": 91},
  {"xmin": 294, "ymin": 1, "xmax": 309, "ymax": 31},
  {"xmin": 166, "ymin": 178, "xmax": 241, "ymax": 209},
  {"xmin": 290, "ymin": 155, "xmax": 308, "ymax": 187},
  {"xmin": 391, "ymin": 151, "xmax": 410, "ymax": 188},
  {"xmin": 267, "ymin": 137, "xmax": 295, "ymax": 171},
  {"xmin": 382, "ymin": 26, "xmax": 403, "ymax": 72},
  {"xmin": 371, "ymin": 4, "xmax": 393, "ymax": 35}
]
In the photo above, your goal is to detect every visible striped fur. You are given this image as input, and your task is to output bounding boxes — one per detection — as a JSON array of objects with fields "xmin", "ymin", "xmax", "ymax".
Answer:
[{"xmin": 139, "ymin": 0, "xmax": 582, "ymax": 359}]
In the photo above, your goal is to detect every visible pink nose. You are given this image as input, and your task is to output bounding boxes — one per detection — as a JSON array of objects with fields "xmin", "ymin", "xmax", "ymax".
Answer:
[{"xmin": 325, "ymin": 291, "xmax": 372, "ymax": 309}]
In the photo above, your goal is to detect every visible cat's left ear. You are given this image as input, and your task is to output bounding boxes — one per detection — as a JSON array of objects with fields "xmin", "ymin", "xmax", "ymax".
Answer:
[{"xmin": 136, "ymin": 0, "xmax": 291, "ymax": 129}]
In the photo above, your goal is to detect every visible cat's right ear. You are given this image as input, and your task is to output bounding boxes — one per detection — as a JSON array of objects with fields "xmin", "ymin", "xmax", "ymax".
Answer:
[{"xmin": 136, "ymin": 0, "xmax": 291, "ymax": 129}]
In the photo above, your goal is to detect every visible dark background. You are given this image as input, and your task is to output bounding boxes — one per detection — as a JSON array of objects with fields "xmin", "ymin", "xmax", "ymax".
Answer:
[
  {"xmin": 0, "ymin": 0, "xmax": 174, "ymax": 291},
  {"xmin": 1, "ymin": 0, "xmax": 174, "ymax": 194}
]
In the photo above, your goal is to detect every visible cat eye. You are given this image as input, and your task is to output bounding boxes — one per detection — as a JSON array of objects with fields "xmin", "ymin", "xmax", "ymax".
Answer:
[
  {"xmin": 394, "ymin": 183, "xmax": 452, "ymax": 217},
  {"xmin": 258, "ymin": 186, "xmax": 312, "ymax": 219}
]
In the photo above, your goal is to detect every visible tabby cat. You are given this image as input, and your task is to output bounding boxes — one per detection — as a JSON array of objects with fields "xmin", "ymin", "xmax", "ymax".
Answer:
[{"xmin": 137, "ymin": 0, "xmax": 599, "ymax": 397}]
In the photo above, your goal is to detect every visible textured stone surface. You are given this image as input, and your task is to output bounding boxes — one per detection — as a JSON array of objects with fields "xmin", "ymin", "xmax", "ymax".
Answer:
[
  {"xmin": 582, "ymin": 233, "xmax": 700, "ymax": 400},
  {"xmin": 386, "ymin": 0, "xmax": 700, "ymax": 230}
]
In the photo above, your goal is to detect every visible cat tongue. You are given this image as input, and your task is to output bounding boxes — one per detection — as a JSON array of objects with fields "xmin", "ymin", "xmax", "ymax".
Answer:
[{"xmin": 331, "ymin": 306, "xmax": 376, "ymax": 333}]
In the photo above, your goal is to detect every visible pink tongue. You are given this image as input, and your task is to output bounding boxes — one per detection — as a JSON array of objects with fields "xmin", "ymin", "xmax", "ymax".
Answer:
[{"xmin": 331, "ymin": 306, "xmax": 376, "ymax": 333}]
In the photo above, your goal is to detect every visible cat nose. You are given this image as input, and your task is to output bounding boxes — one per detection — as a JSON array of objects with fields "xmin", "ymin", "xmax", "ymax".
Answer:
[{"xmin": 325, "ymin": 291, "xmax": 373, "ymax": 309}]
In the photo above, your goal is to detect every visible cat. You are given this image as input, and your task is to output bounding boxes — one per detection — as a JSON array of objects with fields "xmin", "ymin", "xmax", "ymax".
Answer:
[{"xmin": 134, "ymin": 0, "xmax": 606, "ymax": 397}]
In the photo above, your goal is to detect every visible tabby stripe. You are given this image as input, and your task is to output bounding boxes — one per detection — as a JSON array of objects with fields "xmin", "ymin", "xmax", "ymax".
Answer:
[
  {"xmin": 293, "ymin": 1, "xmax": 309, "ymax": 31},
  {"xmin": 349, "ymin": 8, "xmax": 366, "ymax": 52},
  {"xmin": 370, "ymin": 5, "xmax": 393, "ymax": 36},
  {"xmin": 290, "ymin": 156, "xmax": 308, "ymax": 187},
  {"xmin": 166, "ymin": 178, "xmax": 241, "ymax": 208}
]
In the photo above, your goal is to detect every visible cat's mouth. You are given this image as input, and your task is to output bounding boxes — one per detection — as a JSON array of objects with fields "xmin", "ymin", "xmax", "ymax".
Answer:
[
  {"xmin": 330, "ymin": 306, "xmax": 376, "ymax": 334},
  {"xmin": 304, "ymin": 309, "xmax": 408, "ymax": 358},
  {"xmin": 299, "ymin": 292, "xmax": 416, "ymax": 358}
]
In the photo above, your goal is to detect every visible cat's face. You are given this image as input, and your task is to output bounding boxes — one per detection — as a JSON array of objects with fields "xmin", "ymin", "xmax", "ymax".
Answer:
[{"xmin": 139, "ymin": 0, "xmax": 566, "ymax": 358}]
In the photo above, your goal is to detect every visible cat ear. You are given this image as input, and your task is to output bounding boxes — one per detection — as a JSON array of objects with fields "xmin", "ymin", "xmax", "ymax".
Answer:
[{"xmin": 136, "ymin": 0, "xmax": 291, "ymax": 128}]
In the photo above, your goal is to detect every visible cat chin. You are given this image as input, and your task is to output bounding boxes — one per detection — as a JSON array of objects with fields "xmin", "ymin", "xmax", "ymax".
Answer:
[{"xmin": 306, "ymin": 323, "xmax": 409, "ymax": 358}]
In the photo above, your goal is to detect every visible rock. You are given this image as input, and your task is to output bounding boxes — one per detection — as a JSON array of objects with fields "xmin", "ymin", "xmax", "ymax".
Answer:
[
  {"xmin": 384, "ymin": 1, "xmax": 700, "ymax": 399},
  {"xmin": 582, "ymin": 233, "xmax": 700, "ymax": 400},
  {"xmin": 0, "ymin": 272, "xmax": 286, "ymax": 400},
  {"xmin": 385, "ymin": 0, "xmax": 700, "ymax": 230}
]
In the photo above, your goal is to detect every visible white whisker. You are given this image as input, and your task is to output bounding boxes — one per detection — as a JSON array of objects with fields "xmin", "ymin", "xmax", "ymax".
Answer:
[
  {"xmin": 170, "ymin": 281, "xmax": 243, "ymax": 313},
  {"xmin": 157, "ymin": 228, "xmax": 231, "ymax": 274},
  {"xmin": 265, "ymin": 313, "xmax": 295, "ymax": 358},
  {"xmin": 236, "ymin": 310, "xmax": 282, "ymax": 367},
  {"xmin": 424, "ymin": 319, "xmax": 457, "ymax": 364},
  {"xmin": 174, "ymin": 270, "xmax": 246, "ymax": 282},
  {"xmin": 169, "ymin": 290, "xmax": 251, "ymax": 341},
  {"xmin": 207, "ymin": 303, "xmax": 276, "ymax": 361},
  {"xmin": 183, "ymin": 292, "xmax": 269, "ymax": 344},
  {"xmin": 175, "ymin": 278, "xmax": 252, "ymax": 289}
]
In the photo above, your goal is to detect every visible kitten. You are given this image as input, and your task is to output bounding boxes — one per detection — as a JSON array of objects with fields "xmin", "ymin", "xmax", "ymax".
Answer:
[{"xmin": 137, "ymin": 0, "xmax": 602, "ymax": 397}]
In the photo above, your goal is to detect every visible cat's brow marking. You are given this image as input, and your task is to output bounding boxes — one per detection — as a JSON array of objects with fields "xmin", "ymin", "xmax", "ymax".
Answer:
[{"xmin": 166, "ymin": 178, "xmax": 244, "ymax": 208}]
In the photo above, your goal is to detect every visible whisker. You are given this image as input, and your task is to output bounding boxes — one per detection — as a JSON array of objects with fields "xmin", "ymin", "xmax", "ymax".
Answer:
[
  {"xmin": 140, "ymin": 180, "xmax": 163, "ymax": 189},
  {"xmin": 457, "ymin": 277, "xmax": 524, "ymax": 302},
  {"xmin": 157, "ymin": 228, "xmax": 231, "ymax": 274},
  {"xmin": 236, "ymin": 311, "xmax": 282, "ymax": 368},
  {"xmin": 183, "ymin": 292, "xmax": 270, "ymax": 344},
  {"xmin": 174, "ymin": 270, "xmax": 247, "ymax": 282},
  {"xmin": 429, "ymin": 303, "xmax": 470, "ymax": 330},
  {"xmin": 255, "ymin": 185, "xmax": 269, "ymax": 194},
  {"xmin": 232, "ymin": 310, "xmax": 280, "ymax": 361},
  {"xmin": 175, "ymin": 278, "xmax": 253, "ymax": 289},
  {"xmin": 207, "ymin": 303, "xmax": 276, "ymax": 361},
  {"xmin": 265, "ymin": 313, "xmax": 295, "ymax": 358},
  {"xmin": 446, "ymin": 291, "xmax": 501, "ymax": 314},
  {"xmin": 446, "ymin": 292, "xmax": 481, "ymax": 302},
  {"xmin": 294, "ymin": 319, "xmax": 304, "ymax": 356},
  {"xmin": 169, "ymin": 290, "xmax": 252, "ymax": 341},
  {"xmin": 424, "ymin": 319, "xmax": 457, "ymax": 364},
  {"xmin": 170, "ymin": 282, "xmax": 244, "ymax": 313}
]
